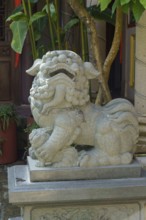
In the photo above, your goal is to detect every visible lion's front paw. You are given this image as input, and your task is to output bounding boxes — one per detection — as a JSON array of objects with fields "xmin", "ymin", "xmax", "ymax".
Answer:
[
  {"xmin": 35, "ymin": 145, "xmax": 57, "ymax": 164},
  {"xmin": 35, "ymin": 161, "xmax": 45, "ymax": 167},
  {"xmin": 29, "ymin": 128, "xmax": 49, "ymax": 147},
  {"xmin": 29, "ymin": 147, "xmax": 37, "ymax": 159}
]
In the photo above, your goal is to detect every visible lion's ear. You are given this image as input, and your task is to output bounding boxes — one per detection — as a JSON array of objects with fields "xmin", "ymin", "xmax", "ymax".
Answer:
[
  {"xmin": 84, "ymin": 62, "xmax": 100, "ymax": 79},
  {"xmin": 26, "ymin": 59, "xmax": 42, "ymax": 76}
]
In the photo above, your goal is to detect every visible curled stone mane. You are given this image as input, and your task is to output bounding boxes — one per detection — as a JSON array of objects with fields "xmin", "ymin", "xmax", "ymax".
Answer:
[
  {"xmin": 43, "ymin": 51, "xmax": 90, "ymax": 106},
  {"xmin": 27, "ymin": 50, "xmax": 139, "ymax": 168},
  {"xmin": 28, "ymin": 50, "xmax": 92, "ymax": 108}
]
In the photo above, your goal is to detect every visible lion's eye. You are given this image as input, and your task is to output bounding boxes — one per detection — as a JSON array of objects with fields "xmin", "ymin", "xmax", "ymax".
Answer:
[{"xmin": 66, "ymin": 58, "xmax": 72, "ymax": 65}]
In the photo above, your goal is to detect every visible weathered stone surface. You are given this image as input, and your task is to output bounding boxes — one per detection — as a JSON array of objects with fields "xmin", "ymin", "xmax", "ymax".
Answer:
[
  {"xmin": 27, "ymin": 50, "xmax": 139, "ymax": 168},
  {"xmin": 8, "ymin": 218, "xmax": 22, "ymax": 220},
  {"xmin": 8, "ymin": 164, "xmax": 146, "ymax": 220},
  {"xmin": 0, "ymin": 165, "xmax": 20, "ymax": 220},
  {"xmin": 135, "ymin": 11, "xmax": 146, "ymax": 114},
  {"xmin": 30, "ymin": 204, "xmax": 140, "ymax": 220},
  {"xmin": 27, "ymin": 156, "xmax": 141, "ymax": 181},
  {"xmin": 136, "ymin": 157, "xmax": 146, "ymax": 168},
  {"xmin": 7, "ymin": 165, "xmax": 146, "ymax": 205}
]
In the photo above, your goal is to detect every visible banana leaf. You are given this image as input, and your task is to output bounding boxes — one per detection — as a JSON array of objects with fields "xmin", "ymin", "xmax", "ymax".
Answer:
[
  {"xmin": 10, "ymin": 20, "xmax": 28, "ymax": 54},
  {"xmin": 87, "ymin": 5, "xmax": 115, "ymax": 26}
]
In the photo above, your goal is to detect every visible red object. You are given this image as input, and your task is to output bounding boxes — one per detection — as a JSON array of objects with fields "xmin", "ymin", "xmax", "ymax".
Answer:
[
  {"xmin": 27, "ymin": 116, "xmax": 34, "ymax": 125},
  {"xmin": 15, "ymin": 0, "xmax": 21, "ymax": 7},
  {"xmin": 15, "ymin": 53, "xmax": 20, "ymax": 68},
  {"xmin": 0, "ymin": 121, "xmax": 17, "ymax": 164},
  {"xmin": 14, "ymin": 0, "xmax": 22, "ymax": 67}
]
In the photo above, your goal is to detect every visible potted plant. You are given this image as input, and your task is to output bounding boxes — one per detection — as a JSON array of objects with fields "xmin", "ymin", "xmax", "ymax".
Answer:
[{"xmin": 0, "ymin": 103, "xmax": 18, "ymax": 164}]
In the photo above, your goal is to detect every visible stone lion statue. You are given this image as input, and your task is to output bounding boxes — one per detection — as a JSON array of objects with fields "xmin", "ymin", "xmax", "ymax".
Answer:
[{"xmin": 27, "ymin": 50, "xmax": 139, "ymax": 167}]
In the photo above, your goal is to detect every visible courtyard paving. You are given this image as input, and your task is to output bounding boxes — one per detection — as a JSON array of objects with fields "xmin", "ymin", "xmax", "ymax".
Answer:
[{"xmin": 0, "ymin": 161, "xmax": 25, "ymax": 220}]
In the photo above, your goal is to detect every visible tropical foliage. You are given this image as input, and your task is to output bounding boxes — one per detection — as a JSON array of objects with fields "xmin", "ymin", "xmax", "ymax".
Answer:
[
  {"xmin": 7, "ymin": 0, "xmax": 89, "ymax": 60},
  {"xmin": 68, "ymin": 0, "xmax": 146, "ymax": 104},
  {"xmin": 7, "ymin": 0, "xmax": 146, "ymax": 104},
  {"xmin": 0, "ymin": 104, "xmax": 18, "ymax": 131},
  {"xmin": 98, "ymin": 0, "xmax": 146, "ymax": 21}
]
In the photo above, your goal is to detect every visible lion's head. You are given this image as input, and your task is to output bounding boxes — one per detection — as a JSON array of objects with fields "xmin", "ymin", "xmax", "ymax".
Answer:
[{"xmin": 27, "ymin": 50, "xmax": 100, "ymax": 117}]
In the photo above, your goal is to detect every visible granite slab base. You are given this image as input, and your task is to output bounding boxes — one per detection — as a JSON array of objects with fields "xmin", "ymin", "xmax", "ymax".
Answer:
[
  {"xmin": 8, "ymin": 218, "xmax": 22, "ymax": 220},
  {"xmin": 7, "ymin": 159, "xmax": 146, "ymax": 220},
  {"xmin": 27, "ymin": 156, "xmax": 142, "ymax": 181}
]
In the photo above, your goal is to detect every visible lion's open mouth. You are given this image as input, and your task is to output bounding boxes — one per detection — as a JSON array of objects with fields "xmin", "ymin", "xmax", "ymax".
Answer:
[
  {"xmin": 47, "ymin": 63, "xmax": 76, "ymax": 79},
  {"xmin": 50, "ymin": 68, "xmax": 74, "ymax": 79}
]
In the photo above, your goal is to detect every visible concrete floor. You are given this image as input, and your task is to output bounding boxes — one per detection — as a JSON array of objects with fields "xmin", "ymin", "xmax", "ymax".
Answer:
[{"xmin": 0, "ymin": 161, "xmax": 25, "ymax": 220}]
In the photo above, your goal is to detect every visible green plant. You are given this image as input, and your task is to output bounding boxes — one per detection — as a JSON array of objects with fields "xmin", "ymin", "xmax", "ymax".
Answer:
[
  {"xmin": 22, "ymin": 120, "xmax": 39, "ymax": 160},
  {"xmin": 68, "ymin": 0, "xmax": 146, "ymax": 104},
  {"xmin": 0, "ymin": 104, "xmax": 18, "ymax": 131},
  {"xmin": 6, "ymin": 0, "xmax": 89, "ymax": 60},
  {"xmin": 7, "ymin": 1, "xmax": 146, "ymax": 105},
  {"xmin": 99, "ymin": 0, "xmax": 146, "ymax": 21},
  {"xmin": 24, "ymin": 121, "xmax": 39, "ymax": 134}
]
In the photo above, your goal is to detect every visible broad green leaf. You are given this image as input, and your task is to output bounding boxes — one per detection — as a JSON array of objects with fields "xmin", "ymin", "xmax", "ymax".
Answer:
[
  {"xmin": 29, "ymin": 0, "xmax": 39, "ymax": 3},
  {"xmin": 132, "ymin": 0, "xmax": 145, "ymax": 21},
  {"xmin": 10, "ymin": 5, "xmax": 23, "ymax": 14},
  {"xmin": 79, "ymin": 0, "xmax": 84, "ymax": 4},
  {"xmin": 64, "ymin": 18, "xmax": 79, "ymax": 32},
  {"xmin": 10, "ymin": 20, "xmax": 28, "ymax": 54},
  {"xmin": 121, "ymin": 3, "xmax": 130, "ymax": 13},
  {"xmin": 140, "ymin": 0, "xmax": 146, "ymax": 9},
  {"xmin": 37, "ymin": 44, "xmax": 47, "ymax": 58},
  {"xmin": 33, "ymin": 31, "xmax": 41, "ymax": 41},
  {"xmin": 6, "ymin": 12, "xmax": 27, "ymax": 22},
  {"xmin": 112, "ymin": 0, "xmax": 121, "ymax": 14},
  {"xmin": 33, "ymin": 16, "xmax": 47, "ymax": 41},
  {"xmin": 88, "ymin": 5, "xmax": 115, "ymax": 25},
  {"xmin": 42, "ymin": 5, "xmax": 48, "ymax": 13},
  {"xmin": 29, "ymin": 11, "xmax": 47, "ymax": 25},
  {"xmin": 120, "ymin": 0, "xmax": 131, "ymax": 6},
  {"xmin": 49, "ymin": 3, "xmax": 57, "ymax": 22},
  {"xmin": 43, "ymin": 3, "xmax": 57, "ymax": 21},
  {"xmin": 98, "ymin": 0, "xmax": 112, "ymax": 11}
]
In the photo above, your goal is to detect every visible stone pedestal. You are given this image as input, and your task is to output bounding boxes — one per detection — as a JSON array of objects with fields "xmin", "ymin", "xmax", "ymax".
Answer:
[
  {"xmin": 27, "ymin": 156, "xmax": 141, "ymax": 181},
  {"xmin": 135, "ymin": 11, "xmax": 146, "ymax": 115},
  {"xmin": 7, "ymin": 158, "xmax": 146, "ymax": 220},
  {"xmin": 8, "ymin": 218, "xmax": 22, "ymax": 220},
  {"xmin": 135, "ymin": 11, "xmax": 146, "ymax": 159}
]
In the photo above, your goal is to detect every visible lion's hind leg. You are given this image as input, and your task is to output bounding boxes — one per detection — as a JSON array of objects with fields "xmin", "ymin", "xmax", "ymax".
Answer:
[{"xmin": 78, "ymin": 149, "xmax": 133, "ymax": 167}]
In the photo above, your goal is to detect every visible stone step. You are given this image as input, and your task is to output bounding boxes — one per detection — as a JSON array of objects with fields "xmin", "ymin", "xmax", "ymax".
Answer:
[
  {"xmin": 136, "ymin": 143, "xmax": 146, "ymax": 153},
  {"xmin": 139, "ymin": 125, "xmax": 146, "ymax": 134},
  {"xmin": 138, "ymin": 116, "xmax": 146, "ymax": 124},
  {"xmin": 27, "ymin": 157, "xmax": 141, "ymax": 182},
  {"xmin": 138, "ymin": 136, "xmax": 146, "ymax": 143},
  {"xmin": 8, "ymin": 217, "xmax": 23, "ymax": 220},
  {"xmin": 7, "ymin": 164, "xmax": 146, "ymax": 220}
]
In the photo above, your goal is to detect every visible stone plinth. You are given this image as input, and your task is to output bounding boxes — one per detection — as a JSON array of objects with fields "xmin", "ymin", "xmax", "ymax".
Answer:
[
  {"xmin": 7, "ymin": 159, "xmax": 146, "ymax": 220},
  {"xmin": 135, "ymin": 11, "xmax": 146, "ymax": 114},
  {"xmin": 27, "ymin": 157, "xmax": 141, "ymax": 181},
  {"xmin": 8, "ymin": 218, "xmax": 22, "ymax": 220}
]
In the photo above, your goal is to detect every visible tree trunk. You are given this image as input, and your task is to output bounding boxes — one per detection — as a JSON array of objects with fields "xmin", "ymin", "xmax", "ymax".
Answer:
[
  {"xmin": 103, "ymin": 8, "xmax": 123, "ymax": 82},
  {"xmin": 67, "ymin": 0, "xmax": 111, "ymax": 104}
]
